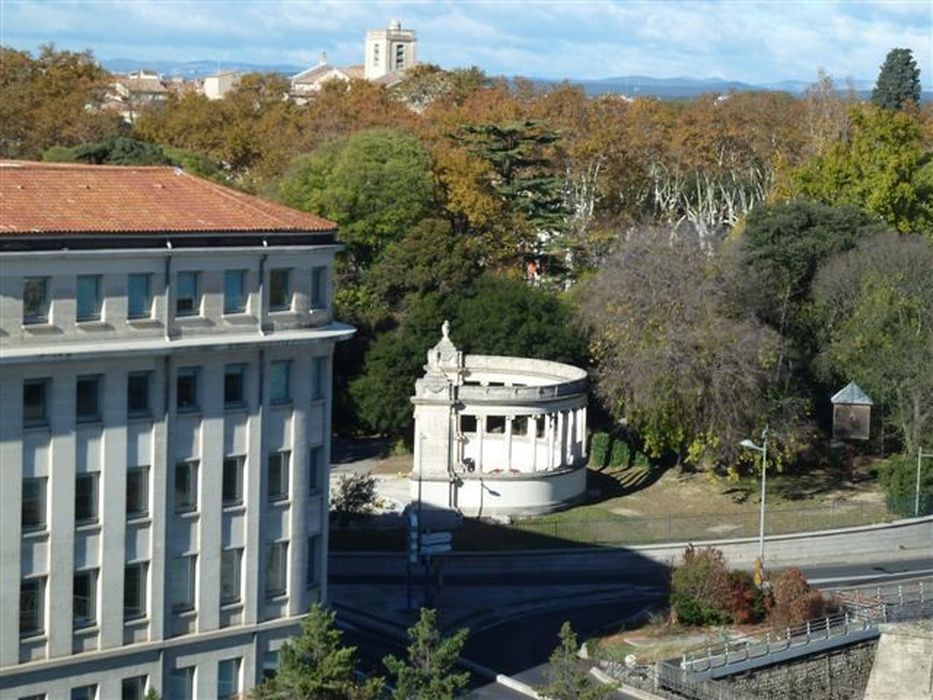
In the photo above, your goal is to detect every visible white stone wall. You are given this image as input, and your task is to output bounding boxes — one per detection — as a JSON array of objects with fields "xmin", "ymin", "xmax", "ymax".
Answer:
[{"xmin": 0, "ymin": 242, "xmax": 350, "ymax": 698}]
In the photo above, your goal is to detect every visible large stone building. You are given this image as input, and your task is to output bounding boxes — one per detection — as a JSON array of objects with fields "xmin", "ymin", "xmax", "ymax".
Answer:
[
  {"xmin": 0, "ymin": 161, "xmax": 353, "ymax": 699},
  {"xmin": 411, "ymin": 324, "xmax": 588, "ymax": 517}
]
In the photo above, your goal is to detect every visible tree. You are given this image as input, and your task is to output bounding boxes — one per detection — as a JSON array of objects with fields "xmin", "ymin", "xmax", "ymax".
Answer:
[
  {"xmin": 812, "ymin": 233, "xmax": 933, "ymax": 455},
  {"xmin": 253, "ymin": 604, "xmax": 383, "ymax": 700},
  {"xmin": 0, "ymin": 45, "xmax": 123, "ymax": 159},
  {"xmin": 579, "ymin": 229, "xmax": 788, "ymax": 469},
  {"xmin": 43, "ymin": 136, "xmax": 173, "ymax": 165},
  {"xmin": 872, "ymin": 48, "xmax": 922, "ymax": 111},
  {"xmin": 768, "ymin": 568, "xmax": 834, "ymax": 630},
  {"xmin": 331, "ymin": 473, "xmax": 380, "ymax": 528},
  {"xmin": 538, "ymin": 622, "xmax": 613, "ymax": 700},
  {"xmin": 383, "ymin": 608, "xmax": 470, "ymax": 700},
  {"xmin": 785, "ymin": 105, "xmax": 932, "ymax": 236},
  {"xmin": 276, "ymin": 129, "xmax": 434, "ymax": 266},
  {"xmin": 669, "ymin": 546, "xmax": 734, "ymax": 626}
]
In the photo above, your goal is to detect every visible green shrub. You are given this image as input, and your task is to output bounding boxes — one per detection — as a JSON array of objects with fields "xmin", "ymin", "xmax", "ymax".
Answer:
[
  {"xmin": 609, "ymin": 438, "xmax": 630, "ymax": 468},
  {"xmin": 589, "ymin": 432, "xmax": 610, "ymax": 469},
  {"xmin": 670, "ymin": 546, "xmax": 733, "ymax": 626},
  {"xmin": 879, "ymin": 454, "xmax": 933, "ymax": 517},
  {"xmin": 633, "ymin": 451, "xmax": 651, "ymax": 470}
]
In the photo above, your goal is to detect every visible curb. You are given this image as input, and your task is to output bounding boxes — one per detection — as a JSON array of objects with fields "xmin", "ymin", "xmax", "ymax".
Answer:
[{"xmin": 459, "ymin": 657, "xmax": 543, "ymax": 699}]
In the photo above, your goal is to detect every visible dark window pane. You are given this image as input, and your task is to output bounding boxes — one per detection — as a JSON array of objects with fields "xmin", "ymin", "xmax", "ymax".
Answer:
[
  {"xmin": 76, "ymin": 376, "xmax": 100, "ymax": 421},
  {"xmin": 176, "ymin": 272, "xmax": 198, "ymax": 316},
  {"xmin": 224, "ymin": 365, "xmax": 245, "ymax": 406},
  {"xmin": 75, "ymin": 473, "xmax": 98, "ymax": 523},
  {"xmin": 19, "ymin": 578, "xmax": 42, "ymax": 635},
  {"xmin": 128, "ymin": 274, "xmax": 151, "ymax": 319},
  {"xmin": 127, "ymin": 372, "xmax": 150, "ymax": 416},
  {"xmin": 23, "ymin": 380, "xmax": 47, "ymax": 426},
  {"xmin": 126, "ymin": 467, "xmax": 148, "ymax": 517},
  {"xmin": 124, "ymin": 564, "xmax": 146, "ymax": 619},
  {"xmin": 310, "ymin": 267, "xmax": 326, "ymax": 309},
  {"xmin": 222, "ymin": 457, "xmax": 242, "ymax": 505},
  {"xmin": 175, "ymin": 461, "xmax": 198, "ymax": 512},
  {"xmin": 177, "ymin": 370, "xmax": 198, "ymax": 411},
  {"xmin": 268, "ymin": 452, "xmax": 289, "ymax": 501},
  {"xmin": 270, "ymin": 361, "xmax": 290, "ymax": 403},
  {"xmin": 22, "ymin": 478, "xmax": 45, "ymax": 529},
  {"xmin": 73, "ymin": 570, "xmax": 96, "ymax": 627},
  {"xmin": 221, "ymin": 549, "xmax": 241, "ymax": 604},
  {"xmin": 269, "ymin": 269, "xmax": 290, "ymax": 310},
  {"xmin": 72, "ymin": 684, "xmax": 97, "ymax": 700},
  {"xmin": 23, "ymin": 277, "xmax": 49, "ymax": 323},
  {"xmin": 76, "ymin": 275, "xmax": 101, "ymax": 321},
  {"xmin": 122, "ymin": 676, "xmax": 148, "ymax": 700},
  {"xmin": 224, "ymin": 270, "xmax": 246, "ymax": 314}
]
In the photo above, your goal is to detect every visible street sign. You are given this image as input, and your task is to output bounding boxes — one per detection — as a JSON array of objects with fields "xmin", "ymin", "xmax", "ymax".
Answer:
[
  {"xmin": 419, "ymin": 542, "xmax": 452, "ymax": 556},
  {"xmin": 420, "ymin": 531, "xmax": 452, "ymax": 546}
]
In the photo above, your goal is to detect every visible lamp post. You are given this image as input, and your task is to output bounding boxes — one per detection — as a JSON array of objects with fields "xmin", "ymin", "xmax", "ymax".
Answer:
[
  {"xmin": 916, "ymin": 447, "xmax": 932, "ymax": 517},
  {"xmin": 740, "ymin": 426, "xmax": 769, "ymax": 584}
]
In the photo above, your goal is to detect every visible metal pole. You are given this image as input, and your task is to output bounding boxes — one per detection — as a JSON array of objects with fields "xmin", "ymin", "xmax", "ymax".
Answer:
[
  {"xmin": 915, "ymin": 448, "xmax": 930, "ymax": 517},
  {"xmin": 758, "ymin": 427, "xmax": 769, "ymax": 566}
]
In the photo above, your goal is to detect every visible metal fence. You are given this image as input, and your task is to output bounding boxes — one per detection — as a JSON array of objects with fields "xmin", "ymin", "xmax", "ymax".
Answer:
[{"xmin": 646, "ymin": 577, "xmax": 933, "ymax": 699}]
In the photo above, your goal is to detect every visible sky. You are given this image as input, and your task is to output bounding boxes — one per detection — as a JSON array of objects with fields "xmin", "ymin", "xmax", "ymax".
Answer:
[{"xmin": 1, "ymin": 0, "xmax": 931, "ymax": 86}]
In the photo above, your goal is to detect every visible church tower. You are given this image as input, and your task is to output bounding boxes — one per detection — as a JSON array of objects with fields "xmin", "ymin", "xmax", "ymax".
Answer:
[{"xmin": 364, "ymin": 19, "xmax": 417, "ymax": 80}]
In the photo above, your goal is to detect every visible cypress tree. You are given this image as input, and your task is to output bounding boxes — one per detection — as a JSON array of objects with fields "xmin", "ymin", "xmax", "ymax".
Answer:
[{"xmin": 871, "ymin": 48, "xmax": 922, "ymax": 110}]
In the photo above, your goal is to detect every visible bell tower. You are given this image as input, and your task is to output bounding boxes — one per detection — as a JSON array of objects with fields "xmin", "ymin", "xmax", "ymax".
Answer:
[{"xmin": 364, "ymin": 19, "xmax": 417, "ymax": 80}]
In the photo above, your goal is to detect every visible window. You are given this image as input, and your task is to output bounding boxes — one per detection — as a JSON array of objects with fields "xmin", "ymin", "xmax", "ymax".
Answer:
[
  {"xmin": 265, "ymin": 542, "xmax": 288, "ymax": 598},
  {"xmin": 76, "ymin": 375, "xmax": 101, "ymax": 422},
  {"xmin": 174, "ymin": 460, "xmax": 198, "ymax": 512},
  {"xmin": 306, "ymin": 535, "xmax": 320, "ymax": 589},
  {"xmin": 70, "ymin": 686, "xmax": 96, "ymax": 700},
  {"xmin": 175, "ymin": 271, "xmax": 199, "ymax": 316},
  {"xmin": 18, "ymin": 694, "xmax": 46, "ymax": 700},
  {"xmin": 373, "ymin": 43, "xmax": 380, "ymax": 67},
  {"xmin": 487, "ymin": 416, "xmax": 506, "ymax": 434},
  {"xmin": 222, "ymin": 456, "xmax": 244, "ymax": 506},
  {"xmin": 171, "ymin": 555, "xmax": 197, "ymax": 612},
  {"xmin": 20, "ymin": 577, "xmax": 44, "ymax": 636},
  {"xmin": 221, "ymin": 548, "xmax": 242, "ymax": 605},
  {"xmin": 73, "ymin": 569, "xmax": 97, "ymax": 629},
  {"xmin": 224, "ymin": 269, "xmax": 247, "ymax": 314},
  {"xmin": 270, "ymin": 360, "xmax": 290, "ymax": 404},
  {"xmin": 311, "ymin": 356, "xmax": 325, "ymax": 399},
  {"xmin": 224, "ymin": 364, "xmax": 246, "ymax": 407},
  {"xmin": 121, "ymin": 676, "xmax": 148, "ymax": 700},
  {"xmin": 123, "ymin": 563, "xmax": 147, "ymax": 620},
  {"xmin": 395, "ymin": 43, "xmax": 405, "ymax": 69},
  {"xmin": 310, "ymin": 266, "xmax": 327, "ymax": 309},
  {"xmin": 267, "ymin": 451, "xmax": 290, "ymax": 502},
  {"xmin": 262, "ymin": 650, "xmax": 280, "ymax": 680},
  {"xmin": 22, "ymin": 477, "xmax": 46, "ymax": 531},
  {"xmin": 127, "ymin": 274, "xmax": 151, "ymax": 319},
  {"xmin": 217, "ymin": 657, "xmax": 241, "ymax": 700},
  {"xmin": 22, "ymin": 276, "xmax": 49, "ymax": 324},
  {"xmin": 127, "ymin": 372, "xmax": 150, "ymax": 417},
  {"xmin": 536, "ymin": 416, "xmax": 546, "ymax": 439},
  {"xmin": 23, "ymin": 379, "xmax": 48, "ymax": 427},
  {"xmin": 126, "ymin": 466, "xmax": 149, "ymax": 518},
  {"xmin": 460, "ymin": 415, "xmax": 477, "ymax": 433},
  {"xmin": 176, "ymin": 368, "xmax": 199, "ymax": 412},
  {"xmin": 513, "ymin": 416, "xmax": 529, "ymax": 435},
  {"xmin": 308, "ymin": 446, "xmax": 323, "ymax": 495},
  {"xmin": 168, "ymin": 667, "xmax": 194, "ymax": 700},
  {"xmin": 75, "ymin": 472, "xmax": 99, "ymax": 525},
  {"xmin": 269, "ymin": 268, "xmax": 291, "ymax": 311},
  {"xmin": 76, "ymin": 275, "xmax": 101, "ymax": 322}
]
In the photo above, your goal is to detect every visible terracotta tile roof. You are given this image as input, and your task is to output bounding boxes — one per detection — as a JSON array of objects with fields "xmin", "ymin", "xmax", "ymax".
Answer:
[{"xmin": 0, "ymin": 161, "xmax": 336, "ymax": 235}]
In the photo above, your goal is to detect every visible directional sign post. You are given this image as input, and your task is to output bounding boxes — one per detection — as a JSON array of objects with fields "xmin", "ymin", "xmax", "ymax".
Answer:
[
  {"xmin": 420, "ymin": 542, "xmax": 452, "ymax": 556},
  {"xmin": 420, "ymin": 531, "xmax": 452, "ymax": 547}
]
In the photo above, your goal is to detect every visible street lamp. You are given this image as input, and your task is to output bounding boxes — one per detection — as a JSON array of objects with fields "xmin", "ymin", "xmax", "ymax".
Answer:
[
  {"xmin": 740, "ymin": 426, "xmax": 769, "ymax": 584},
  {"xmin": 917, "ymin": 447, "xmax": 933, "ymax": 517}
]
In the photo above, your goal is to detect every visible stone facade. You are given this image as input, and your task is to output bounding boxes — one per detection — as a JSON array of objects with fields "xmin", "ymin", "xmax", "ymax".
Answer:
[{"xmin": 411, "ymin": 323, "xmax": 588, "ymax": 517}]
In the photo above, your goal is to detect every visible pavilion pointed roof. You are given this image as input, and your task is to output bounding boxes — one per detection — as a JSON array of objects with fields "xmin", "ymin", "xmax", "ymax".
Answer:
[{"xmin": 830, "ymin": 382, "xmax": 874, "ymax": 405}]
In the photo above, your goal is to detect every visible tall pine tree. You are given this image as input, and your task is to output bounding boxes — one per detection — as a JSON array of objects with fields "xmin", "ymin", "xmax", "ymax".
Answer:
[{"xmin": 871, "ymin": 48, "xmax": 922, "ymax": 110}]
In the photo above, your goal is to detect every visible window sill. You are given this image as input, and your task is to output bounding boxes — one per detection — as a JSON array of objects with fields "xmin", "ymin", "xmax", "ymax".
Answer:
[
  {"xmin": 22, "ymin": 422, "xmax": 50, "ymax": 432},
  {"xmin": 22, "ymin": 322, "xmax": 59, "ymax": 335},
  {"xmin": 174, "ymin": 315, "xmax": 213, "ymax": 328},
  {"xmin": 76, "ymin": 320, "xmax": 111, "ymax": 331},
  {"xmin": 21, "ymin": 527, "xmax": 48, "ymax": 540},
  {"xmin": 270, "ymin": 400, "xmax": 293, "ymax": 409},
  {"xmin": 222, "ymin": 313, "xmax": 256, "ymax": 324},
  {"xmin": 19, "ymin": 632, "xmax": 47, "ymax": 644},
  {"xmin": 264, "ymin": 593, "xmax": 288, "ymax": 603},
  {"xmin": 123, "ymin": 615, "xmax": 149, "ymax": 626},
  {"xmin": 173, "ymin": 607, "xmax": 197, "ymax": 618},
  {"xmin": 224, "ymin": 403, "xmax": 248, "ymax": 414},
  {"xmin": 175, "ymin": 509, "xmax": 200, "ymax": 519},
  {"xmin": 76, "ymin": 418, "xmax": 102, "ymax": 427},
  {"xmin": 268, "ymin": 498, "xmax": 291, "ymax": 508},
  {"xmin": 73, "ymin": 623, "xmax": 99, "ymax": 635},
  {"xmin": 75, "ymin": 521, "xmax": 101, "ymax": 534},
  {"xmin": 127, "ymin": 413, "xmax": 154, "ymax": 423},
  {"xmin": 176, "ymin": 408, "xmax": 202, "ymax": 417},
  {"xmin": 220, "ymin": 601, "xmax": 243, "ymax": 612},
  {"xmin": 128, "ymin": 318, "xmax": 162, "ymax": 329},
  {"xmin": 222, "ymin": 503, "xmax": 246, "ymax": 514},
  {"xmin": 127, "ymin": 515, "xmax": 151, "ymax": 527}
]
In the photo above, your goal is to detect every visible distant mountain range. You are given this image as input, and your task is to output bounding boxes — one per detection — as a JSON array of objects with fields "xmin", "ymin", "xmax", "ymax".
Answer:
[{"xmin": 100, "ymin": 58, "xmax": 931, "ymax": 102}]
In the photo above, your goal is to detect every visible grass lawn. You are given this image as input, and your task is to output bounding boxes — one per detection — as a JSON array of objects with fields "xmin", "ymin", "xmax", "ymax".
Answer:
[{"xmin": 330, "ymin": 454, "xmax": 896, "ymax": 552}]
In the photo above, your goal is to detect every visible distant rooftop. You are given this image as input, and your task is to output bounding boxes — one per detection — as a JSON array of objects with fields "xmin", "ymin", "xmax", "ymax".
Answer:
[
  {"xmin": 0, "ymin": 161, "xmax": 335, "ymax": 235},
  {"xmin": 831, "ymin": 382, "xmax": 874, "ymax": 406}
]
